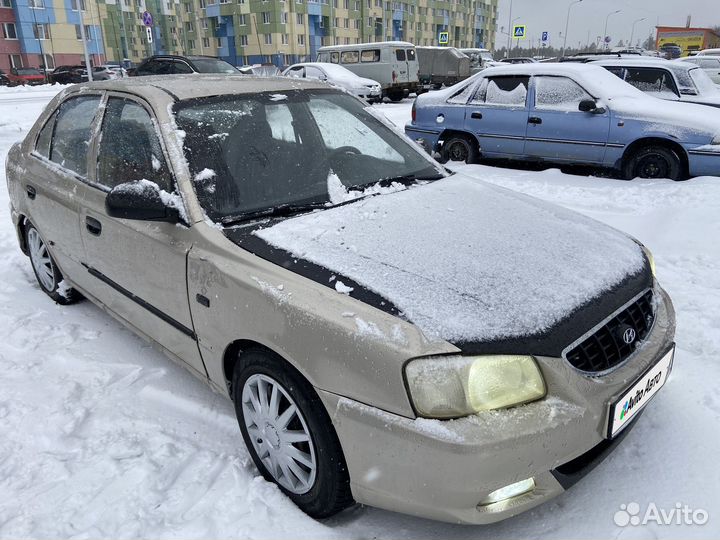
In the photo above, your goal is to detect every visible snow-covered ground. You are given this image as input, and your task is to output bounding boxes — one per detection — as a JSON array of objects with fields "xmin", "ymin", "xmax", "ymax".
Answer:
[{"xmin": 1, "ymin": 89, "xmax": 719, "ymax": 539}]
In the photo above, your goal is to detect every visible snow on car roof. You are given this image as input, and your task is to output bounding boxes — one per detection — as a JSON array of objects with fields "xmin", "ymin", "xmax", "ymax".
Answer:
[
  {"xmin": 318, "ymin": 41, "xmax": 415, "ymax": 50},
  {"xmin": 74, "ymin": 74, "xmax": 330, "ymax": 101}
]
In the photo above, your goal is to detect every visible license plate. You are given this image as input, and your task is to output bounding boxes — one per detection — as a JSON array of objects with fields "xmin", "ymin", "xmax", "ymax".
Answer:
[{"xmin": 608, "ymin": 347, "xmax": 674, "ymax": 438}]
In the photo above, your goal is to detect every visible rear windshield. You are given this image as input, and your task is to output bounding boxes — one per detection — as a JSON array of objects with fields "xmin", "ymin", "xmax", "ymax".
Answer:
[
  {"xmin": 191, "ymin": 58, "xmax": 238, "ymax": 74},
  {"xmin": 688, "ymin": 67, "xmax": 719, "ymax": 95},
  {"xmin": 173, "ymin": 91, "xmax": 441, "ymax": 221},
  {"xmin": 17, "ymin": 68, "xmax": 43, "ymax": 75},
  {"xmin": 406, "ymin": 49, "xmax": 416, "ymax": 62},
  {"xmin": 396, "ymin": 49, "xmax": 406, "ymax": 61}
]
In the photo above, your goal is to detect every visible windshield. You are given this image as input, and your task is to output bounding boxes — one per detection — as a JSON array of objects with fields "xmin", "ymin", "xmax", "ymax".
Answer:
[
  {"xmin": 191, "ymin": 58, "xmax": 238, "ymax": 74},
  {"xmin": 17, "ymin": 69, "xmax": 42, "ymax": 75},
  {"xmin": 688, "ymin": 67, "xmax": 719, "ymax": 95},
  {"xmin": 174, "ymin": 91, "xmax": 444, "ymax": 222}
]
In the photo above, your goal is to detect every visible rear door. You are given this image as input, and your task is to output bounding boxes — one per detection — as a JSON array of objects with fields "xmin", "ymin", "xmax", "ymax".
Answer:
[
  {"xmin": 78, "ymin": 93, "xmax": 206, "ymax": 377},
  {"xmin": 405, "ymin": 47, "xmax": 419, "ymax": 83},
  {"xmin": 393, "ymin": 48, "xmax": 409, "ymax": 84},
  {"xmin": 524, "ymin": 75, "xmax": 610, "ymax": 163},
  {"xmin": 463, "ymin": 75, "xmax": 530, "ymax": 157}
]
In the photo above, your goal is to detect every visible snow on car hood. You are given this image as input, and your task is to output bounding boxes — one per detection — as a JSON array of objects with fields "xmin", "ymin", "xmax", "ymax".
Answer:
[{"xmin": 253, "ymin": 174, "xmax": 646, "ymax": 344}]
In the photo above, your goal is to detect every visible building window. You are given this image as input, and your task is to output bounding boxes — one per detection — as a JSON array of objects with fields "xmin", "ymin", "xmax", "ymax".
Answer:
[
  {"xmin": 280, "ymin": 11, "xmax": 287, "ymax": 24},
  {"xmin": 216, "ymin": 38, "xmax": 222, "ymax": 47},
  {"xmin": 239, "ymin": 34, "xmax": 248, "ymax": 46},
  {"xmin": 0, "ymin": 0, "xmax": 12, "ymax": 7},
  {"xmin": 297, "ymin": 33, "xmax": 304, "ymax": 45},
  {"xmin": 281, "ymin": 33, "xmax": 288, "ymax": 44},
  {"xmin": 262, "ymin": 12, "xmax": 271, "ymax": 23},
  {"xmin": 238, "ymin": 14, "xmax": 246, "ymax": 25},
  {"xmin": 296, "ymin": 13, "xmax": 303, "ymax": 25},
  {"xmin": 188, "ymin": 39, "xmax": 195, "ymax": 49},
  {"xmin": 33, "ymin": 23, "xmax": 49, "ymax": 39},
  {"xmin": 2, "ymin": 22, "xmax": 17, "ymax": 39},
  {"xmin": 28, "ymin": 0, "xmax": 44, "ymax": 8},
  {"xmin": 202, "ymin": 37, "xmax": 210, "ymax": 47},
  {"xmin": 264, "ymin": 33, "xmax": 272, "ymax": 44},
  {"xmin": 70, "ymin": 0, "xmax": 86, "ymax": 10},
  {"xmin": 9, "ymin": 53, "xmax": 22, "ymax": 68},
  {"xmin": 74, "ymin": 24, "xmax": 92, "ymax": 40}
]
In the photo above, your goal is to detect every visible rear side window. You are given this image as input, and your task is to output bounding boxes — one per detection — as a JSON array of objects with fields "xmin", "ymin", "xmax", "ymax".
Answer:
[
  {"xmin": 624, "ymin": 68, "xmax": 679, "ymax": 97},
  {"xmin": 171, "ymin": 61, "xmax": 193, "ymax": 74},
  {"xmin": 50, "ymin": 95, "xmax": 101, "ymax": 176},
  {"xmin": 341, "ymin": 51, "xmax": 359, "ymax": 63},
  {"xmin": 534, "ymin": 76, "xmax": 592, "ymax": 111},
  {"xmin": 330, "ymin": 52, "xmax": 339, "ymax": 63},
  {"xmin": 396, "ymin": 49, "xmax": 406, "ymax": 61},
  {"xmin": 483, "ymin": 76, "xmax": 529, "ymax": 107},
  {"xmin": 406, "ymin": 49, "xmax": 416, "ymax": 61},
  {"xmin": 35, "ymin": 112, "xmax": 57, "ymax": 158},
  {"xmin": 96, "ymin": 98, "xmax": 172, "ymax": 191},
  {"xmin": 604, "ymin": 66, "xmax": 625, "ymax": 78},
  {"xmin": 361, "ymin": 49, "xmax": 380, "ymax": 62}
]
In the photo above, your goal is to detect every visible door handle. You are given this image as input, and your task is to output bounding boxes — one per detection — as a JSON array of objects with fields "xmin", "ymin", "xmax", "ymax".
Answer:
[
  {"xmin": 26, "ymin": 185, "xmax": 36, "ymax": 200},
  {"xmin": 85, "ymin": 216, "xmax": 102, "ymax": 236},
  {"xmin": 471, "ymin": 112, "xmax": 483, "ymax": 120},
  {"xmin": 528, "ymin": 117, "xmax": 543, "ymax": 125}
]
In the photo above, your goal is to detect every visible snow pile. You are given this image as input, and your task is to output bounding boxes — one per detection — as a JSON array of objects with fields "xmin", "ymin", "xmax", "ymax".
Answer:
[{"xmin": 256, "ymin": 174, "xmax": 645, "ymax": 343}]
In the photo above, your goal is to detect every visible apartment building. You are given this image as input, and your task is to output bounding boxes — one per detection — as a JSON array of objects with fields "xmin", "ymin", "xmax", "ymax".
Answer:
[{"xmin": 1, "ymin": 0, "xmax": 497, "ymax": 70}]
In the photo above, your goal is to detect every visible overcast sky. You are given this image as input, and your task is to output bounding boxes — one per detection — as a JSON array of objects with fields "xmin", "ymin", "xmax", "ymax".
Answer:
[{"xmin": 495, "ymin": 0, "xmax": 718, "ymax": 50}]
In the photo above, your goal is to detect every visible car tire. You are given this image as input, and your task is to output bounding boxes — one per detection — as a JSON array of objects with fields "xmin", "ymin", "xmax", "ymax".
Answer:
[
  {"xmin": 25, "ymin": 222, "xmax": 81, "ymax": 304},
  {"xmin": 441, "ymin": 134, "xmax": 480, "ymax": 164},
  {"xmin": 232, "ymin": 348, "xmax": 354, "ymax": 519},
  {"xmin": 388, "ymin": 90, "xmax": 404, "ymax": 102},
  {"xmin": 623, "ymin": 145, "xmax": 684, "ymax": 181}
]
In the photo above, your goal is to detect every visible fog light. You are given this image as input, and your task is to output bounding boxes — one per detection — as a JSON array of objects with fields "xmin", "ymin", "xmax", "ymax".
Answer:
[{"xmin": 478, "ymin": 478, "xmax": 535, "ymax": 507}]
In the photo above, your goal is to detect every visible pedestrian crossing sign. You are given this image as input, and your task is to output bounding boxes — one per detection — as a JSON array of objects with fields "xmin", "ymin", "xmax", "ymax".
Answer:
[
  {"xmin": 513, "ymin": 25, "xmax": 526, "ymax": 39},
  {"xmin": 439, "ymin": 31, "xmax": 449, "ymax": 45}
]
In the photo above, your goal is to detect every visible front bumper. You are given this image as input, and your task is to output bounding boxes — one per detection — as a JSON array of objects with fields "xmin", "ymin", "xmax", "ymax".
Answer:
[{"xmin": 320, "ymin": 285, "xmax": 675, "ymax": 524}]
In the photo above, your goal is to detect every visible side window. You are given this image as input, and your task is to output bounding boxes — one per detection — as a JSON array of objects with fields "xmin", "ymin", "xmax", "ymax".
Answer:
[
  {"xmin": 304, "ymin": 66, "xmax": 325, "ymax": 80},
  {"xmin": 534, "ymin": 76, "xmax": 593, "ymax": 111},
  {"xmin": 317, "ymin": 53, "xmax": 329, "ymax": 62},
  {"xmin": 286, "ymin": 66, "xmax": 304, "ymax": 78},
  {"xmin": 396, "ymin": 49, "xmax": 406, "ymax": 61},
  {"xmin": 35, "ymin": 111, "xmax": 57, "ymax": 158},
  {"xmin": 468, "ymin": 79, "xmax": 489, "ymax": 104},
  {"xmin": 96, "ymin": 98, "xmax": 173, "ymax": 191},
  {"xmin": 172, "ymin": 60, "xmax": 193, "ymax": 74},
  {"xmin": 624, "ymin": 68, "xmax": 679, "ymax": 97},
  {"xmin": 361, "ymin": 49, "xmax": 380, "ymax": 62},
  {"xmin": 406, "ymin": 49, "xmax": 416, "ymax": 62},
  {"xmin": 340, "ymin": 50, "xmax": 359, "ymax": 64},
  {"xmin": 604, "ymin": 67, "xmax": 625, "ymax": 79},
  {"xmin": 330, "ymin": 52, "xmax": 339, "ymax": 63},
  {"xmin": 484, "ymin": 76, "xmax": 529, "ymax": 107},
  {"xmin": 49, "ymin": 95, "xmax": 101, "ymax": 176}
]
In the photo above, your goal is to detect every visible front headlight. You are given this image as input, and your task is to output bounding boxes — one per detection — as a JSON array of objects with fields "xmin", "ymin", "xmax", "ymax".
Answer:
[
  {"xmin": 404, "ymin": 355, "xmax": 546, "ymax": 419},
  {"xmin": 641, "ymin": 245, "xmax": 656, "ymax": 277}
]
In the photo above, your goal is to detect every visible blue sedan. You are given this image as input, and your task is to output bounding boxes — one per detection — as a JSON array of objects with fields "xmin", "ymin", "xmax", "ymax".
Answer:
[{"xmin": 405, "ymin": 63, "xmax": 720, "ymax": 180}]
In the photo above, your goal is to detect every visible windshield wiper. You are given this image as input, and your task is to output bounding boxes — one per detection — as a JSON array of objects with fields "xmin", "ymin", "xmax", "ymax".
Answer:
[
  {"xmin": 348, "ymin": 172, "xmax": 446, "ymax": 192},
  {"xmin": 220, "ymin": 201, "xmax": 328, "ymax": 225}
]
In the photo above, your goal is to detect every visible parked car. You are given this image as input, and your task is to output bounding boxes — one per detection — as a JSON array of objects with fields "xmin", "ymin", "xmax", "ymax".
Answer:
[
  {"xmin": 416, "ymin": 46, "xmax": 471, "ymax": 90},
  {"xmin": 91, "ymin": 65, "xmax": 119, "ymax": 81},
  {"xmin": 659, "ymin": 44, "xmax": 682, "ymax": 59},
  {"xmin": 283, "ymin": 62, "xmax": 381, "ymax": 101},
  {"xmin": 406, "ymin": 63, "xmax": 720, "ymax": 179},
  {"xmin": 5, "ymin": 74, "xmax": 675, "ymax": 524},
  {"xmin": 7, "ymin": 67, "xmax": 46, "ymax": 85},
  {"xmin": 102, "ymin": 64, "xmax": 127, "ymax": 78},
  {"xmin": 130, "ymin": 55, "xmax": 238, "ymax": 76},
  {"xmin": 593, "ymin": 58, "xmax": 720, "ymax": 108},
  {"xmin": 499, "ymin": 57, "xmax": 538, "ymax": 64},
  {"xmin": 458, "ymin": 48, "xmax": 495, "ymax": 74},
  {"xmin": 238, "ymin": 63, "xmax": 282, "ymax": 77},
  {"xmin": 0, "ymin": 69, "xmax": 10, "ymax": 86},
  {"xmin": 677, "ymin": 55, "xmax": 720, "ymax": 84},
  {"xmin": 50, "ymin": 65, "xmax": 88, "ymax": 84},
  {"xmin": 317, "ymin": 41, "xmax": 419, "ymax": 101},
  {"xmin": 697, "ymin": 48, "xmax": 720, "ymax": 56}
]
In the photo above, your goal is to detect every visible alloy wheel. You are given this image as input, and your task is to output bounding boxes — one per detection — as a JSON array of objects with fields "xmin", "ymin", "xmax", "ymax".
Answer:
[{"xmin": 27, "ymin": 228, "xmax": 56, "ymax": 292}]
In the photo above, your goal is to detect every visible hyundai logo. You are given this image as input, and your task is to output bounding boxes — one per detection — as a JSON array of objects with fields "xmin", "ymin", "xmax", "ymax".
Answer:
[{"xmin": 622, "ymin": 327, "xmax": 637, "ymax": 345}]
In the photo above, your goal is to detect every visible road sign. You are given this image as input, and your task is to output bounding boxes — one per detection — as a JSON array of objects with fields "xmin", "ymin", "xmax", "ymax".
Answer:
[
  {"xmin": 513, "ymin": 25, "xmax": 527, "ymax": 39},
  {"xmin": 604, "ymin": 35, "xmax": 612, "ymax": 43},
  {"xmin": 146, "ymin": 26, "xmax": 153, "ymax": 43},
  {"xmin": 142, "ymin": 11, "xmax": 153, "ymax": 27},
  {"xmin": 438, "ymin": 31, "xmax": 449, "ymax": 45},
  {"xmin": 541, "ymin": 31, "xmax": 549, "ymax": 43}
]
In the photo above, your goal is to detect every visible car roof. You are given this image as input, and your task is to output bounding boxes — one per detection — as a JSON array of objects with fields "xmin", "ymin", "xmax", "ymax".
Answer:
[
  {"xmin": 480, "ymin": 62, "xmax": 609, "ymax": 77},
  {"xmin": 593, "ymin": 58, "xmax": 693, "ymax": 71},
  {"xmin": 318, "ymin": 41, "xmax": 414, "ymax": 50},
  {"xmin": 74, "ymin": 74, "xmax": 329, "ymax": 101}
]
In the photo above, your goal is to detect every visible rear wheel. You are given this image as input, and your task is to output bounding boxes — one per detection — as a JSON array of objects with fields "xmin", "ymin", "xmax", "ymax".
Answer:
[
  {"xmin": 232, "ymin": 349, "xmax": 353, "ymax": 518},
  {"xmin": 623, "ymin": 145, "xmax": 683, "ymax": 181},
  {"xmin": 387, "ymin": 90, "xmax": 404, "ymax": 102},
  {"xmin": 441, "ymin": 134, "xmax": 480, "ymax": 164},
  {"xmin": 25, "ymin": 222, "xmax": 81, "ymax": 304}
]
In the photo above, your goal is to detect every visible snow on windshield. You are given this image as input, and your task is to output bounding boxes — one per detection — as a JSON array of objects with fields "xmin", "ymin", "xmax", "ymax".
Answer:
[{"xmin": 255, "ymin": 174, "xmax": 645, "ymax": 343}]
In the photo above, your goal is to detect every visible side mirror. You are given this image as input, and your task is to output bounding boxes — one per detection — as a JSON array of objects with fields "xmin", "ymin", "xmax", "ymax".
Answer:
[
  {"xmin": 579, "ymin": 99, "xmax": 605, "ymax": 114},
  {"xmin": 105, "ymin": 181, "xmax": 181, "ymax": 222}
]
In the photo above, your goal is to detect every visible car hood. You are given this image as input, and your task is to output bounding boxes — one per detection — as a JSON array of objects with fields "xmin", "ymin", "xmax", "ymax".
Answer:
[
  {"xmin": 683, "ymin": 93, "xmax": 720, "ymax": 107},
  {"xmin": 234, "ymin": 175, "xmax": 649, "ymax": 352}
]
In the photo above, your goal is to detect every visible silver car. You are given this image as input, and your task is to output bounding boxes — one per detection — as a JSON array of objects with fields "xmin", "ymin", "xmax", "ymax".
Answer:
[
  {"xmin": 5, "ymin": 75, "xmax": 675, "ymax": 524},
  {"xmin": 283, "ymin": 62, "xmax": 382, "ymax": 102}
]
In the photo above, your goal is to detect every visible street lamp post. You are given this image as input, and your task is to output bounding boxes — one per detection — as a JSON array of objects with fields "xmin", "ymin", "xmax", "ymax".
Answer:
[
  {"xmin": 506, "ymin": 0, "xmax": 513, "ymax": 56},
  {"xmin": 603, "ymin": 9, "xmax": 621, "ymax": 50},
  {"xmin": 630, "ymin": 17, "xmax": 646, "ymax": 48},
  {"xmin": 511, "ymin": 16, "xmax": 520, "ymax": 53},
  {"xmin": 561, "ymin": 0, "xmax": 582, "ymax": 58}
]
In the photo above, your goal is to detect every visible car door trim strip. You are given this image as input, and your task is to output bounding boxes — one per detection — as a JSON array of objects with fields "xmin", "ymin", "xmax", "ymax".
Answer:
[{"xmin": 84, "ymin": 264, "xmax": 197, "ymax": 340}]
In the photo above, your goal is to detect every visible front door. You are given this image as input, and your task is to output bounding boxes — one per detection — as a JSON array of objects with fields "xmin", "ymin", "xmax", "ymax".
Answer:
[
  {"xmin": 524, "ymin": 75, "xmax": 610, "ymax": 163},
  {"xmin": 463, "ymin": 75, "xmax": 530, "ymax": 157},
  {"xmin": 78, "ymin": 94, "xmax": 206, "ymax": 377}
]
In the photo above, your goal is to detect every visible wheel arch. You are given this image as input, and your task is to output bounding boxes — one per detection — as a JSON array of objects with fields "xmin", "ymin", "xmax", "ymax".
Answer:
[
  {"xmin": 437, "ymin": 128, "xmax": 480, "ymax": 149},
  {"xmin": 619, "ymin": 137, "xmax": 689, "ymax": 177},
  {"xmin": 16, "ymin": 213, "xmax": 29, "ymax": 256}
]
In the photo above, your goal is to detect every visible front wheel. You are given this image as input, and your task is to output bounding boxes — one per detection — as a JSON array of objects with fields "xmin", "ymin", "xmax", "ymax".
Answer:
[
  {"xmin": 25, "ymin": 222, "xmax": 81, "ymax": 304},
  {"xmin": 623, "ymin": 145, "xmax": 683, "ymax": 181},
  {"xmin": 232, "ymin": 349, "xmax": 353, "ymax": 518}
]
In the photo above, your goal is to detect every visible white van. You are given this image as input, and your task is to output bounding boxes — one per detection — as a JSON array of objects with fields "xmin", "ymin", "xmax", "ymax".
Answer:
[
  {"xmin": 697, "ymin": 48, "xmax": 720, "ymax": 56},
  {"xmin": 317, "ymin": 41, "xmax": 419, "ymax": 101}
]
